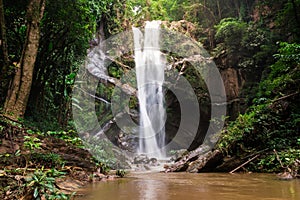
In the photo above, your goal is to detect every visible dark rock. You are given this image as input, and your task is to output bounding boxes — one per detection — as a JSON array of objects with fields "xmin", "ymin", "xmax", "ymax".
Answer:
[
  {"xmin": 149, "ymin": 158, "xmax": 160, "ymax": 166},
  {"xmin": 214, "ymin": 156, "xmax": 243, "ymax": 172},
  {"xmin": 170, "ymin": 149, "xmax": 189, "ymax": 162},
  {"xmin": 164, "ymin": 147, "xmax": 223, "ymax": 173},
  {"xmin": 117, "ymin": 131, "xmax": 139, "ymax": 152},
  {"xmin": 133, "ymin": 154, "xmax": 150, "ymax": 164},
  {"xmin": 186, "ymin": 150, "xmax": 223, "ymax": 173}
]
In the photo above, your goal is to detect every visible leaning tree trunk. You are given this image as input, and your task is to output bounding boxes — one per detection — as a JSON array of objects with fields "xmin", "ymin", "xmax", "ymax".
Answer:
[{"xmin": 3, "ymin": 0, "xmax": 46, "ymax": 120}]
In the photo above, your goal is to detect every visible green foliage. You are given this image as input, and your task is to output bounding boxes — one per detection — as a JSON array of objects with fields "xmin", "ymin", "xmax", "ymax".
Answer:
[
  {"xmin": 25, "ymin": 168, "xmax": 73, "ymax": 200},
  {"xmin": 24, "ymin": 136, "xmax": 42, "ymax": 151},
  {"xmin": 31, "ymin": 153, "xmax": 64, "ymax": 168},
  {"xmin": 255, "ymin": 0, "xmax": 300, "ymax": 42},
  {"xmin": 255, "ymin": 153, "xmax": 279, "ymax": 172},
  {"xmin": 218, "ymin": 111, "xmax": 256, "ymax": 154},
  {"xmin": 0, "ymin": 124, "xmax": 4, "ymax": 132},
  {"xmin": 0, "ymin": 150, "xmax": 21, "ymax": 164},
  {"xmin": 251, "ymin": 149, "xmax": 300, "ymax": 173},
  {"xmin": 116, "ymin": 169, "xmax": 127, "ymax": 177},
  {"xmin": 87, "ymin": 138, "xmax": 117, "ymax": 170},
  {"xmin": 22, "ymin": 0, "xmax": 115, "ymax": 130},
  {"xmin": 2, "ymin": 150, "xmax": 21, "ymax": 158},
  {"xmin": 108, "ymin": 65, "xmax": 124, "ymax": 78},
  {"xmin": 272, "ymin": 42, "xmax": 300, "ymax": 75},
  {"xmin": 1, "ymin": 0, "xmax": 27, "ymax": 63},
  {"xmin": 2, "ymin": 0, "xmax": 300, "ymax": 177},
  {"xmin": 275, "ymin": 0, "xmax": 300, "ymax": 42},
  {"xmin": 126, "ymin": 0, "xmax": 256, "ymax": 27},
  {"xmin": 257, "ymin": 42, "xmax": 300, "ymax": 99},
  {"xmin": 218, "ymin": 42, "xmax": 300, "ymax": 172},
  {"xmin": 278, "ymin": 149, "xmax": 300, "ymax": 169},
  {"xmin": 46, "ymin": 130, "xmax": 83, "ymax": 147},
  {"xmin": 127, "ymin": 0, "xmax": 170, "ymax": 23},
  {"xmin": 214, "ymin": 17, "xmax": 277, "ymax": 73},
  {"xmin": 215, "ymin": 18, "xmax": 247, "ymax": 53}
]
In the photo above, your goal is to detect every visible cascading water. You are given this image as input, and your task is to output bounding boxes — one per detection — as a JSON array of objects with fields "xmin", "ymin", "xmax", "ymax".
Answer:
[{"xmin": 133, "ymin": 21, "xmax": 166, "ymax": 158}]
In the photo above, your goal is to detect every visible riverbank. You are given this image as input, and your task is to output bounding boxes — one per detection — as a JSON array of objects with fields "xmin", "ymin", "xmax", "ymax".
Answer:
[
  {"xmin": 164, "ymin": 148, "xmax": 300, "ymax": 179},
  {"xmin": 0, "ymin": 116, "xmax": 121, "ymax": 200}
]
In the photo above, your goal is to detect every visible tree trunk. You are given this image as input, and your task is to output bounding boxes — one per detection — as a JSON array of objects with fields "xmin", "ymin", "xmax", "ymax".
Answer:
[
  {"xmin": 291, "ymin": 0, "xmax": 300, "ymax": 31},
  {"xmin": 216, "ymin": 0, "xmax": 222, "ymax": 20},
  {"xmin": 3, "ymin": 0, "xmax": 46, "ymax": 120},
  {"xmin": 0, "ymin": 0, "xmax": 9, "ymax": 69},
  {"xmin": 0, "ymin": 0, "xmax": 10, "ymax": 103},
  {"xmin": 234, "ymin": 0, "xmax": 241, "ymax": 19}
]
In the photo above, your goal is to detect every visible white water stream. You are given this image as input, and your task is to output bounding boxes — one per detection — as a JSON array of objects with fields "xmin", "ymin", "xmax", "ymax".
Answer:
[{"xmin": 133, "ymin": 21, "xmax": 166, "ymax": 158}]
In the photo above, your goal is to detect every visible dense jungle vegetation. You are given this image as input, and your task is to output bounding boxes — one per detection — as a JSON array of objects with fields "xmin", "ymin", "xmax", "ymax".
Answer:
[{"xmin": 0, "ymin": 0, "xmax": 299, "ymax": 199}]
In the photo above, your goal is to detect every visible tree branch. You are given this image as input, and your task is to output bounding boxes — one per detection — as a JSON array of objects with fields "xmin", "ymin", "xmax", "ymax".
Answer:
[
  {"xmin": 272, "ymin": 92, "xmax": 299, "ymax": 103},
  {"xmin": 106, "ymin": 56, "xmax": 132, "ymax": 71}
]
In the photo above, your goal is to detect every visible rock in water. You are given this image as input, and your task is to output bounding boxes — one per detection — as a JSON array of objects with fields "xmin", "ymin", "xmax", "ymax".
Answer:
[
  {"xmin": 277, "ymin": 172, "xmax": 294, "ymax": 180},
  {"xmin": 133, "ymin": 154, "xmax": 150, "ymax": 164}
]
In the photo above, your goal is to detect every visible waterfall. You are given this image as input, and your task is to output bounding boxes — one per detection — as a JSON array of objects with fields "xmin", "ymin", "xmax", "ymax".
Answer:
[{"xmin": 133, "ymin": 21, "xmax": 166, "ymax": 158}]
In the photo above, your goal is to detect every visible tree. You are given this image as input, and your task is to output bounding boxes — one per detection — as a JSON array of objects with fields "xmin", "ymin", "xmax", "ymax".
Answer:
[
  {"xmin": 0, "ymin": 0, "xmax": 9, "ymax": 71},
  {"xmin": 3, "ymin": 0, "xmax": 46, "ymax": 120},
  {"xmin": 0, "ymin": 0, "xmax": 10, "ymax": 103},
  {"xmin": 25, "ymin": 0, "xmax": 113, "ymax": 129}
]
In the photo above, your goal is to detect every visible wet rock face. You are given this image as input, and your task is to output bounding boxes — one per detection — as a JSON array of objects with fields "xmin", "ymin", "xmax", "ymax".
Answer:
[
  {"xmin": 220, "ymin": 67, "xmax": 245, "ymax": 120},
  {"xmin": 221, "ymin": 68, "xmax": 242, "ymax": 100},
  {"xmin": 104, "ymin": 122, "xmax": 139, "ymax": 153}
]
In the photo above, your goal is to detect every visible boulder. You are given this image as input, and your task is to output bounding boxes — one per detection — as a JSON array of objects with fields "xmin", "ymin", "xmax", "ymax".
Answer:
[
  {"xmin": 164, "ymin": 149, "xmax": 223, "ymax": 173},
  {"xmin": 133, "ymin": 154, "xmax": 150, "ymax": 164}
]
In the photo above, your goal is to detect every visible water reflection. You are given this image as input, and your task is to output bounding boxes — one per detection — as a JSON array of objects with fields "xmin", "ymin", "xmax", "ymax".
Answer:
[
  {"xmin": 78, "ymin": 173, "xmax": 300, "ymax": 200},
  {"xmin": 137, "ymin": 179, "xmax": 167, "ymax": 200}
]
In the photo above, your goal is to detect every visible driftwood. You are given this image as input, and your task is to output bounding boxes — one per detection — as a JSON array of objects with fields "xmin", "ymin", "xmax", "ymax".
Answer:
[{"xmin": 229, "ymin": 154, "xmax": 260, "ymax": 174}]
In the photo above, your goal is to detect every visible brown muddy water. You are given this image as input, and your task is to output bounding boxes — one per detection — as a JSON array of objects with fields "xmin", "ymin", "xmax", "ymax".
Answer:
[{"xmin": 77, "ymin": 172, "xmax": 300, "ymax": 200}]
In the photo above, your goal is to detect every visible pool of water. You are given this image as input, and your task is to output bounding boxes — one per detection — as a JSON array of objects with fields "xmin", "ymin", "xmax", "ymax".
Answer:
[{"xmin": 77, "ymin": 172, "xmax": 300, "ymax": 200}]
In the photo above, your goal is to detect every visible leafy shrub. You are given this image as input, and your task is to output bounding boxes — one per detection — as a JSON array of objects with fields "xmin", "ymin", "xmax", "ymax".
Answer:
[
  {"xmin": 24, "ymin": 136, "xmax": 42, "ymax": 151},
  {"xmin": 251, "ymin": 149, "xmax": 300, "ymax": 173},
  {"xmin": 46, "ymin": 130, "xmax": 83, "ymax": 147},
  {"xmin": 215, "ymin": 18, "xmax": 247, "ymax": 50},
  {"xmin": 25, "ymin": 168, "xmax": 73, "ymax": 200}
]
